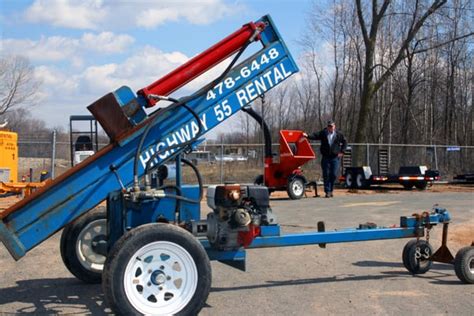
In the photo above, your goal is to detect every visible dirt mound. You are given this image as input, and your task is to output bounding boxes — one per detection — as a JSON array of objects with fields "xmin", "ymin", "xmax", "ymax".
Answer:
[{"xmin": 449, "ymin": 223, "xmax": 474, "ymax": 247}]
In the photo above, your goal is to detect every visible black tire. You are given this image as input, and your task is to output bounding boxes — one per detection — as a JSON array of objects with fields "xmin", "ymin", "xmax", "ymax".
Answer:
[
  {"xmin": 402, "ymin": 183, "xmax": 414, "ymax": 190},
  {"xmin": 345, "ymin": 171, "xmax": 354, "ymax": 188},
  {"xmin": 103, "ymin": 223, "xmax": 211, "ymax": 316},
  {"xmin": 415, "ymin": 181, "xmax": 428, "ymax": 190},
  {"xmin": 287, "ymin": 176, "xmax": 305, "ymax": 200},
  {"xmin": 60, "ymin": 206, "xmax": 107, "ymax": 284},
  {"xmin": 254, "ymin": 174, "xmax": 264, "ymax": 185},
  {"xmin": 454, "ymin": 246, "xmax": 474, "ymax": 284},
  {"xmin": 402, "ymin": 239, "xmax": 433, "ymax": 274},
  {"xmin": 402, "ymin": 240, "xmax": 417, "ymax": 271},
  {"xmin": 355, "ymin": 172, "xmax": 368, "ymax": 189}
]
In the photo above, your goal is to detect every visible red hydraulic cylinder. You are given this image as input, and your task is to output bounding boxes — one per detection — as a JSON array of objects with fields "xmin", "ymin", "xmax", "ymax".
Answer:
[{"xmin": 137, "ymin": 21, "xmax": 266, "ymax": 107}]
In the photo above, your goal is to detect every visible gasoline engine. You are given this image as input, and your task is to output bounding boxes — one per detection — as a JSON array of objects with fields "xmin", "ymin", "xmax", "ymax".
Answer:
[{"xmin": 192, "ymin": 184, "xmax": 277, "ymax": 250}]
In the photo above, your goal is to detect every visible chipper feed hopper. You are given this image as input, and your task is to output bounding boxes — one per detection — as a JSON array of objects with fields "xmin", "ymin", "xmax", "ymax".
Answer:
[{"xmin": 0, "ymin": 15, "xmax": 472, "ymax": 316}]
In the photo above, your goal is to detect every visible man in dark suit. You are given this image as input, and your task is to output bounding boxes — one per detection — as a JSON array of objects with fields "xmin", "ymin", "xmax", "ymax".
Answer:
[{"xmin": 304, "ymin": 120, "xmax": 347, "ymax": 198}]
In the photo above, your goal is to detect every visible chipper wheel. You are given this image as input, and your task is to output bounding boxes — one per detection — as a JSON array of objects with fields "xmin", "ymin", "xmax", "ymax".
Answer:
[
  {"xmin": 402, "ymin": 239, "xmax": 433, "ymax": 274},
  {"xmin": 103, "ymin": 223, "xmax": 211, "ymax": 316},
  {"xmin": 60, "ymin": 206, "xmax": 107, "ymax": 283},
  {"xmin": 287, "ymin": 176, "xmax": 305, "ymax": 200},
  {"xmin": 454, "ymin": 246, "xmax": 474, "ymax": 284}
]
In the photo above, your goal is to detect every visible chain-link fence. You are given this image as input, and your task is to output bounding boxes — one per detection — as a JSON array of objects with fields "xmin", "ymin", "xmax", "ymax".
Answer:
[{"xmin": 15, "ymin": 131, "xmax": 474, "ymax": 184}]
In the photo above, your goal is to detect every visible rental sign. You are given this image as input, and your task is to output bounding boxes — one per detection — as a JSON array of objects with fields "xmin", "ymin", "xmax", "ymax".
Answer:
[{"xmin": 139, "ymin": 42, "xmax": 298, "ymax": 169}]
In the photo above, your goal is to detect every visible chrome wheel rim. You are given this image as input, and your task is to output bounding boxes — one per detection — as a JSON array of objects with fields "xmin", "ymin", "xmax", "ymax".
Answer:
[{"xmin": 292, "ymin": 179, "xmax": 304, "ymax": 196}]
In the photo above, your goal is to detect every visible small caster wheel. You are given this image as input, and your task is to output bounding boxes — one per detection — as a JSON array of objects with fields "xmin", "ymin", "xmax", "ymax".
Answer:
[{"xmin": 402, "ymin": 239, "xmax": 433, "ymax": 274}]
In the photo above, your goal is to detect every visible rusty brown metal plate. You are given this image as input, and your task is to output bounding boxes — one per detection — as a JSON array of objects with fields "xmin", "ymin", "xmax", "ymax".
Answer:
[{"xmin": 87, "ymin": 92, "xmax": 133, "ymax": 141}]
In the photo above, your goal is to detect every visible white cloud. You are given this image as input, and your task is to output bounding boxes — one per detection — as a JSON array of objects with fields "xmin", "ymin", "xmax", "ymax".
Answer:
[
  {"xmin": 2, "ymin": 36, "xmax": 79, "ymax": 62},
  {"xmin": 31, "ymin": 65, "xmax": 80, "ymax": 113},
  {"xmin": 81, "ymin": 63, "xmax": 120, "ymax": 93},
  {"xmin": 1, "ymin": 32, "xmax": 134, "ymax": 62},
  {"xmin": 137, "ymin": 8, "xmax": 180, "ymax": 28},
  {"xmin": 23, "ymin": 0, "xmax": 243, "ymax": 30},
  {"xmin": 34, "ymin": 65, "xmax": 79, "ymax": 95},
  {"xmin": 78, "ymin": 46, "xmax": 190, "ymax": 94},
  {"xmin": 81, "ymin": 32, "xmax": 135, "ymax": 54},
  {"xmin": 24, "ymin": 0, "xmax": 105, "ymax": 30},
  {"xmin": 136, "ymin": 0, "xmax": 236, "ymax": 28}
]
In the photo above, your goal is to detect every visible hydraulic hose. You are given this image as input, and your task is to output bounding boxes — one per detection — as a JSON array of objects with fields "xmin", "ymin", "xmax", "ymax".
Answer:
[
  {"xmin": 181, "ymin": 157, "xmax": 204, "ymax": 201},
  {"xmin": 158, "ymin": 184, "xmax": 182, "ymax": 219},
  {"xmin": 156, "ymin": 158, "xmax": 203, "ymax": 205}
]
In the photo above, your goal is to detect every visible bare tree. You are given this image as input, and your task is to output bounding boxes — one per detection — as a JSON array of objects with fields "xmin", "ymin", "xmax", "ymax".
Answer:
[
  {"xmin": 0, "ymin": 55, "xmax": 40, "ymax": 116},
  {"xmin": 3, "ymin": 108, "xmax": 48, "ymax": 135},
  {"xmin": 353, "ymin": 0, "xmax": 448, "ymax": 163},
  {"xmin": 226, "ymin": 0, "xmax": 472, "ymax": 176}
]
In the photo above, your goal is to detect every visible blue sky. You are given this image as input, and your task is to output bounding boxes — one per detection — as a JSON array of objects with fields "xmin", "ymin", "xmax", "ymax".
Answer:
[{"xmin": 0, "ymin": 0, "xmax": 315, "ymax": 132}]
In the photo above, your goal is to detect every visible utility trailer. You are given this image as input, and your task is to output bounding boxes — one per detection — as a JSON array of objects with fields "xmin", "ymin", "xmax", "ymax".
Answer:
[
  {"xmin": 343, "ymin": 165, "xmax": 440, "ymax": 190},
  {"xmin": 0, "ymin": 15, "xmax": 472, "ymax": 316},
  {"xmin": 452, "ymin": 173, "xmax": 474, "ymax": 184},
  {"xmin": 341, "ymin": 148, "xmax": 440, "ymax": 190}
]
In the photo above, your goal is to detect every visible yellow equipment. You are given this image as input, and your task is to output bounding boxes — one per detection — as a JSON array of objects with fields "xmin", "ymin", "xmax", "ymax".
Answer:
[
  {"xmin": 0, "ymin": 130, "xmax": 47, "ymax": 196},
  {"xmin": 0, "ymin": 130, "xmax": 18, "ymax": 183}
]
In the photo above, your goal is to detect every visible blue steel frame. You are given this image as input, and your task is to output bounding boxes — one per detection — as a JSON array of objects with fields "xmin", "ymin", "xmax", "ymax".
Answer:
[
  {"xmin": 0, "ymin": 15, "xmax": 299, "ymax": 260},
  {"xmin": 204, "ymin": 208, "xmax": 451, "ymax": 266}
]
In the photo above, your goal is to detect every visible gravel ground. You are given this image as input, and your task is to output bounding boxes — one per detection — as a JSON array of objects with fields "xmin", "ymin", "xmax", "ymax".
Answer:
[{"xmin": 0, "ymin": 186, "xmax": 472, "ymax": 315}]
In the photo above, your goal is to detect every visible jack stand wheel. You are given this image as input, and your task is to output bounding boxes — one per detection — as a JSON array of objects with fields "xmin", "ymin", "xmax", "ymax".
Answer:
[
  {"xmin": 60, "ymin": 206, "xmax": 107, "ymax": 283},
  {"xmin": 103, "ymin": 223, "xmax": 211, "ymax": 315},
  {"xmin": 402, "ymin": 239, "xmax": 433, "ymax": 274},
  {"xmin": 454, "ymin": 246, "xmax": 474, "ymax": 284}
]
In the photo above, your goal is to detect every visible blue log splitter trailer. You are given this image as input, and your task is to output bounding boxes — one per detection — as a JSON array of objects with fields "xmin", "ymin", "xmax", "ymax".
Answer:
[{"xmin": 0, "ymin": 15, "xmax": 473, "ymax": 316}]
